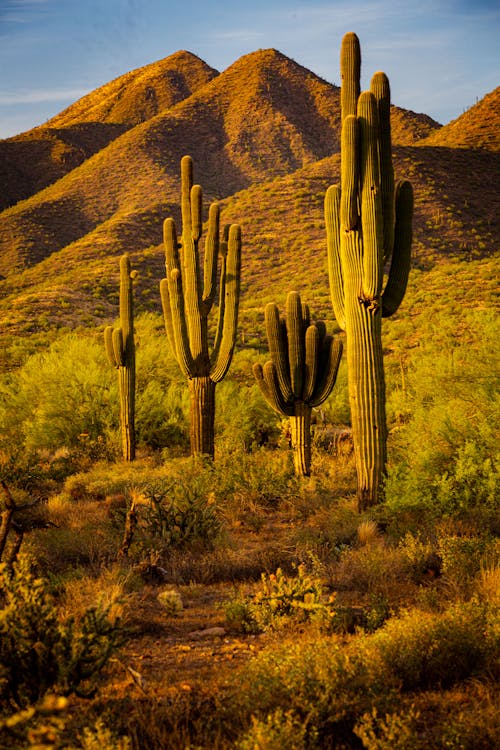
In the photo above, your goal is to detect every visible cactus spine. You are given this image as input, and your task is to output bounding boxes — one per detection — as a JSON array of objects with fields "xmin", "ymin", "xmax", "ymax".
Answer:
[
  {"xmin": 325, "ymin": 32, "xmax": 413, "ymax": 508},
  {"xmin": 104, "ymin": 254, "xmax": 137, "ymax": 461},
  {"xmin": 160, "ymin": 155, "xmax": 242, "ymax": 459},
  {"xmin": 253, "ymin": 291, "xmax": 343, "ymax": 476}
]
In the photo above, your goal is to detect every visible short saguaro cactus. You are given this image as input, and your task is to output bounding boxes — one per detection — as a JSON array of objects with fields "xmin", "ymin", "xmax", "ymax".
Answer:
[
  {"xmin": 104, "ymin": 253, "xmax": 137, "ymax": 461},
  {"xmin": 253, "ymin": 291, "xmax": 343, "ymax": 476}
]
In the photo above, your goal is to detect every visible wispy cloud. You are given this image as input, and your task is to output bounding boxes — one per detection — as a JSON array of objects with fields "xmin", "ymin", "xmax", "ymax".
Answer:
[{"xmin": 0, "ymin": 88, "xmax": 88, "ymax": 105}]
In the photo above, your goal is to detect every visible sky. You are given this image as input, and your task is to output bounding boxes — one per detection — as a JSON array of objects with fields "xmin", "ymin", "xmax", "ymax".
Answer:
[{"xmin": 0, "ymin": 0, "xmax": 499, "ymax": 139}]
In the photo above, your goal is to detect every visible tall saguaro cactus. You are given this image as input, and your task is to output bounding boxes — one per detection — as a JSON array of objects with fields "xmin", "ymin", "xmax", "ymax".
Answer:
[
  {"xmin": 104, "ymin": 253, "xmax": 137, "ymax": 461},
  {"xmin": 325, "ymin": 32, "xmax": 413, "ymax": 508},
  {"xmin": 160, "ymin": 155, "xmax": 242, "ymax": 459},
  {"xmin": 253, "ymin": 291, "xmax": 343, "ymax": 476}
]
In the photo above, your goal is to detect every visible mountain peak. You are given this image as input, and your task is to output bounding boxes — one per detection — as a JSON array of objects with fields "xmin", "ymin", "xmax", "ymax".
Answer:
[{"xmin": 45, "ymin": 51, "xmax": 219, "ymax": 128}]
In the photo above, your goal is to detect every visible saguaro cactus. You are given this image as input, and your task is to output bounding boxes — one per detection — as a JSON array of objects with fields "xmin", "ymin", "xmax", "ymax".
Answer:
[
  {"xmin": 160, "ymin": 155, "xmax": 242, "ymax": 459},
  {"xmin": 253, "ymin": 291, "xmax": 343, "ymax": 476},
  {"xmin": 104, "ymin": 253, "xmax": 137, "ymax": 461},
  {"xmin": 324, "ymin": 32, "xmax": 413, "ymax": 508}
]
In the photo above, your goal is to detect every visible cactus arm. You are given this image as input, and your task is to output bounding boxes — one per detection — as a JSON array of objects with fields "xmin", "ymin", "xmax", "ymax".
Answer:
[
  {"xmin": 179, "ymin": 157, "xmax": 204, "ymax": 362},
  {"xmin": 210, "ymin": 224, "xmax": 242, "ymax": 383},
  {"xmin": 112, "ymin": 328, "xmax": 125, "ymax": 367},
  {"xmin": 371, "ymin": 71, "xmax": 395, "ymax": 262},
  {"xmin": 191, "ymin": 184, "xmax": 203, "ymax": 242},
  {"xmin": 341, "ymin": 32, "xmax": 361, "ymax": 119},
  {"xmin": 325, "ymin": 185, "xmax": 346, "ymax": 330},
  {"xmin": 382, "ymin": 180, "xmax": 413, "ymax": 317},
  {"xmin": 253, "ymin": 362, "xmax": 293, "ymax": 417},
  {"xmin": 302, "ymin": 325, "xmax": 319, "ymax": 402},
  {"xmin": 163, "ymin": 217, "xmax": 195, "ymax": 377},
  {"xmin": 287, "ymin": 291, "xmax": 305, "ymax": 399},
  {"xmin": 160, "ymin": 277, "xmax": 176, "ymax": 356},
  {"xmin": 340, "ymin": 115, "xmax": 359, "ymax": 231},
  {"xmin": 310, "ymin": 336, "xmax": 343, "ymax": 408},
  {"xmin": 202, "ymin": 202, "xmax": 220, "ymax": 310},
  {"xmin": 265, "ymin": 302, "xmax": 293, "ymax": 402},
  {"xmin": 104, "ymin": 326, "xmax": 118, "ymax": 367},
  {"xmin": 358, "ymin": 91, "xmax": 384, "ymax": 303}
]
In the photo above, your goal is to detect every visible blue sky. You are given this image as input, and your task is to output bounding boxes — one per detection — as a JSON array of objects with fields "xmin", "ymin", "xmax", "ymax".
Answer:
[{"xmin": 0, "ymin": 0, "xmax": 498, "ymax": 139}]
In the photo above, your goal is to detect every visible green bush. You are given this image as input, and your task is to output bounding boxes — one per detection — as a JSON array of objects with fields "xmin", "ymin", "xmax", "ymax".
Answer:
[
  {"xmin": 137, "ymin": 477, "xmax": 223, "ymax": 553},
  {"xmin": 370, "ymin": 599, "xmax": 497, "ymax": 690},
  {"xmin": 0, "ymin": 554, "xmax": 124, "ymax": 710},
  {"xmin": 384, "ymin": 308, "xmax": 499, "ymax": 519}
]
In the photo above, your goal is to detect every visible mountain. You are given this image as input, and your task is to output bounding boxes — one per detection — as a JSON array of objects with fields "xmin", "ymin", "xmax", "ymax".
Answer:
[
  {"xmin": 420, "ymin": 86, "xmax": 500, "ymax": 151},
  {"xmin": 0, "ymin": 49, "xmax": 498, "ymax": 361},
  {"xmin": 0, "ymin": 51, "xmax": 218, "ymax": 210}
]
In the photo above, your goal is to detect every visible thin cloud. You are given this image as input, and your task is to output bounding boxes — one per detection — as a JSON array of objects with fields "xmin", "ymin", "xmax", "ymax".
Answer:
[{"xmin": 0, "ymin": 88, "xmax": 88, "ymax": 105}]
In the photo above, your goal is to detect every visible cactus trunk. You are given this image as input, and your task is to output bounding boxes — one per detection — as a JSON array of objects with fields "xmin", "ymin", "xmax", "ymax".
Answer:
[
  {"xmin": 290, "ymin": 401, "xmax": 312, "ymax": 477},
  {"xmin": 118, "ymin": 364, "xmax": 135, "ymax": 461},
  {"xmin": 188, "ymin": 376, "xmax": 216, "ymax": 458},
  {"xmin": 344, "ymin": 281, "xmax": 386, "ymax": 508}
]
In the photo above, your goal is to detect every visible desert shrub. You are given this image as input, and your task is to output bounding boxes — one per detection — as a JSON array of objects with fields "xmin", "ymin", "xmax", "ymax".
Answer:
[
  {"xmin": 136, "ymin": 379, "xmax": 189, "ymax": 452},
  {"xmin": 134, "ymin": 477, "xmax": 223, "ymax": 554},
  {"xmin": 354, "ymin": 706, "xmax": 420, "ymax": 750},
  {"xmin": 216, "ymin": 379, "xmax": 281, "ymax": 453},
  {"xmin": 225, "ymin": 564, "xmax": 336, "ymax": 633},
  {"xmin": 384, "ymin": 308, "xmax": 499, "ymax": 519},
  {"xmin": 369, "ymin": 599, "xmax": 498, "ymax": 690},
  {"xmin": 0, "ymin": 554, "xmax": 124, "ymax": 711},
  {"xmin": 234, "ymin": 634, "xmax": 395, "ymax": 748},
  {"xmin": 0, "ymin": 333, "xmax": 118, "ymax": 465},
  {"xmin": 236, "ymin": 708, "xmax": 310, "ymax": 750}
]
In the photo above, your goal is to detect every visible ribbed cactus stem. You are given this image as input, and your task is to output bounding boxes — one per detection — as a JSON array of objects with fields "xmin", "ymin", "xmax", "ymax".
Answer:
[
  {"xmin": 161, "ymin": 156, "xmax": 242, "ymax": 459},
  {"xmin": 254, "ymin": 291, "xmax": 342, "ymax": 477},
  {"xmin": 324, "ymin": 32, "xmax": 413, "ymax": 509},
  {"xmin": 104, "ymin": 253, "xmax": 136, "ymax": 461},
  {"xmin": 291, "ymin": 401, "xmax": 312, "ymax": 477}
]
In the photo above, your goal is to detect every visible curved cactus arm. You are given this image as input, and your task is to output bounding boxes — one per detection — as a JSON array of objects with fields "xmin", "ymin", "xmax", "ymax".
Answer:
[
  {"xmin": 202, "ymin": 202, "xmax": 220, "ymax": 312},
  {"xmin": 210, "ymin": 224, "xmax": 241, "ymax": 383},
  {"xmin": 341, "ymin": 32, "xmax": 361, "ymax": 120},
  {"xmin": 265, "ymin": 301, "xmax": 293, "ymax": 402},
  {"xmin": 163, "ymin": 217, "xmax": 195, "ymax": 377},
  {"xmin": 310, "ymin": 335, "xmax": 343, "ymax": 408},
  {"xmin": 253, "ymin": 362, "xmax": 293, "ymax": 417},
  {"xmin": 286, "ymin": 291, "xmax": 305, "ymax": 399},
  {"xmin": 382, "ymin": 180, "xmax": 413, "ymax": 317},
  {"xmin": 371, "ymin": 71, "xmax": 395, "ymax": 262},
  {"xmin": 325, "ymin": 185, "xmax": 346, "ymax": 330},
  {"xmin": 302, "ymin": 324, "xmax": 320, "ymax": 402},
  {"xmin": 358, "ymin": 91, "xmax": 384, "ymax": 302}
]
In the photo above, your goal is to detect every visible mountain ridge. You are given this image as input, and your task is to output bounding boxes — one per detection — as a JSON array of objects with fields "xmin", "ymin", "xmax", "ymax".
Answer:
[{"xmin": 0, "ymin": 47, "xmax": 498, "ymax": 353}]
